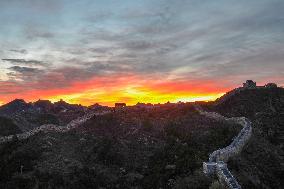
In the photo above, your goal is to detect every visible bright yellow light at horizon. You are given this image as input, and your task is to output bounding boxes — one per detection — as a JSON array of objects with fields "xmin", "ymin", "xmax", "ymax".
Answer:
[
  {"xmin": 45, "ymin": 85, "xmax": 225, "ymax": 107},
  {"xmin": 174, "ymin": 93, "xmax": 225, "ymax": 103}
]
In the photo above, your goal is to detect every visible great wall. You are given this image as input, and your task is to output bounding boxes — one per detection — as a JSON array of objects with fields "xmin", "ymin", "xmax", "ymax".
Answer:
[
  {"xmin": 194, "ymin": 104, "xmax": 252, "ymax": 189},
  {"xmin": 0, "ymin": 82, "xmax": 255, "ymax": 188},
  {"xmin": 0, "ymin": 105, "xmax": 253, "ymax": 189},
  {"xmin": 0, "ymin": 110, "xmax": 111, "ymax": 144}
]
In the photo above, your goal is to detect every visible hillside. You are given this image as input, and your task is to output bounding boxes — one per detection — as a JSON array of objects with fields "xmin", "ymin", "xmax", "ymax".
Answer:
[
  {"xmin": 205, "ymin": 87, "xmax": 284, "ymax": 189},
  {"xmin": 213, "ymin": 87, "xmax": 284, "ymax": 118},
  {"xmin": 0, "ymin": 87, "xmax": 283, "ymax": 189},
  {"xmin": 0, "ymin": 104, "xmax": 242, "ymax": 189},
  {"xmin": 0, "ymin": 116, "xmax": 22, "ymax": 136},
  {"xmin": 0, "ymin": 99, "xmax": 87, "ymax": 132}
]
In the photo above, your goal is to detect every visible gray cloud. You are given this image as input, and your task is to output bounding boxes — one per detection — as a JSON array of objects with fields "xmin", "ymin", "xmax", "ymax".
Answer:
[
  {"xmin": 0, "ymin": 0, "xmax": 62, "ymax": 13},
  {"xmin": 9, "ymin": 66, "xmax": 41, "ymax": 74},
  {"xmin": 123, "ymin": 40, "xmax": 156, "ymax": 51},
  {"xmin": 7, "ymin": 66, "xmax": 44, "ymax": 81},
  {"xmin": 24, "ymin": 28, "xmax": 54, "ymax": 40},
  {"xmin": 2, "ymin": 59, "xmax": 46, "ymax": 66},
  {"xmin": 85, "ymin": 11, "xmax": 113, "ymax": 23},
  {"xmin": 9, "ymin": 49, "xmax": 27, "ymax": 54}
]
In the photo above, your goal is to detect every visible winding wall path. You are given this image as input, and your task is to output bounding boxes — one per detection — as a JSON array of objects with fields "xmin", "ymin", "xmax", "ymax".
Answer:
[
  {"xmin": 194, "ymin": 105, "xmax": 252, "ymax": 189},
  {"xmin": 0, "ymin": 110, "xmax": 111, "ymax": 144},
  {"xmin": 0, "ymin": 105, "xmax": 252, "ymax": 188}
]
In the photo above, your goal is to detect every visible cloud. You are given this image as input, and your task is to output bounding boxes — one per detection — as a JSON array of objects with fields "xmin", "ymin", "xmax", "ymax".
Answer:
[
  {"xmin": 24, "ymin": 28, "xmax": 54, "ymax": 40},
  {"xmin": 7, "ymin": 66, "xmax": 44, "ymax": 81},
  {"xmin": 9, "ymin": 49, "xmax": 27, "ymax": 54},
  {"xmin": 0, "ymin": 81, "xmax": 26, "ymax": 94},
  {"xmin": 85, "ymin": 11, "xmax": 113, "ymax": 23},
  {"xmin": 9, "ymin": 66, "xmax": 41, "ymax": 74},
  {"xmin": 123, "ymin": 40, "xmax": 156, "ymax": 51},
  {"xmin": 0, "ymin": 0, "xmax": 62, "ymax": 13},
  {"xmin": 68, "ymin": 0, "xmax": 284, "ymax": 82},
  {"xmin": 2, "ymin": 59, "xmax": 46, "ymax": 66}
]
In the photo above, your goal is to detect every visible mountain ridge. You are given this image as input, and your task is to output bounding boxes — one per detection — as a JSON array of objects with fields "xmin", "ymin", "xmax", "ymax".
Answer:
[{"xmin": 0, "ymin": 82, "xmax": 283, "ymax": 189}]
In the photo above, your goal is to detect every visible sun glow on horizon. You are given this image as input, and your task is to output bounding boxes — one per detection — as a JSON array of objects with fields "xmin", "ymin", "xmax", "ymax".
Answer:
[
  {"xmin": 0, "ymin": 73, "xmax": 229, "ymax": 107},
  {"xmin": 0, "ymin": 71, "xmax": 230, "ymax": 107},
  {"xmin": 174, "ymin": 93, "xmax": 225, "ymax": 103},
  {"xmin": 44, "ymin": 86, "xmax": 225, "ymax": 107}
]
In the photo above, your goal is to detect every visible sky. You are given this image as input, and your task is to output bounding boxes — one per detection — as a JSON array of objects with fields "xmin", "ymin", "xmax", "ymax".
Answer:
[{"xmin": 0, "ymin": 0, "xmax": 283, "ymax": 106}]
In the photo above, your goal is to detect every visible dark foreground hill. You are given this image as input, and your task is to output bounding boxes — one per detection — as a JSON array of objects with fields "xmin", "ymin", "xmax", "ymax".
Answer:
[
  {"xmin": 213, "ymin": 87, "xmax": 284, "ymax": 118},
  {"xmin": 0, "ymin": 104, "xmax": 241, "ymax": 189},
  {"xmin": 205, "ymin": 87, "xmax": 284, "ymax": 189},
  {"xmin": 0, "ymin": 86, "xmax": 283, "ymax": 189},
  {"xmin": 0, "ymin": 116, "xmax": 22, "ymax": 137}
]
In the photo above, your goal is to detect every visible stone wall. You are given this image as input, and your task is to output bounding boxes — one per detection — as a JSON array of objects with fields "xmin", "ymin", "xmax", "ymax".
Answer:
[
  {"xmin": 0, "ymin": 110, "xmax": 111, "ymax": 144},
  {"xmin": 195, "ymin": 104, "xmax": 252, "ymax": 189},
  {"xmin": 216, "ymin": 162, "xmax": 241, "ymax": 189},
  {"xmin": 209, "ymin": 117, "xmax": 252, "ymax": 162}
]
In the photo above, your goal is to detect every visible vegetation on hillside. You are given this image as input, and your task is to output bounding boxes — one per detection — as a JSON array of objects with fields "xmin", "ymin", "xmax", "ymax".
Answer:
[
  {"xmin": 0, "ymin": 104, "xmax": 241, "ymax": 189},
  {"xmin": 0, "ymin": 87, "xmax": 283, "ymax": 188},
  {"xmin": 0, "ymin": 116, "xmax": 22, "ymax": 136}
]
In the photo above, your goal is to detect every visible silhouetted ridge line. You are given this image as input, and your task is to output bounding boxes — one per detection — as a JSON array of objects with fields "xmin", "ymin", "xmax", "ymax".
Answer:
[{"xmin": 215, "ymin": 80, "xmax": 279, "ymax": 106}]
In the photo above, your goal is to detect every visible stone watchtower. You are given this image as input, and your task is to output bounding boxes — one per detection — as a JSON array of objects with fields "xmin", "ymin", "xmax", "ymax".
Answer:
[{"xmin": 243, "ymin": 80, "xmax": 256, "ymax": 89}]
